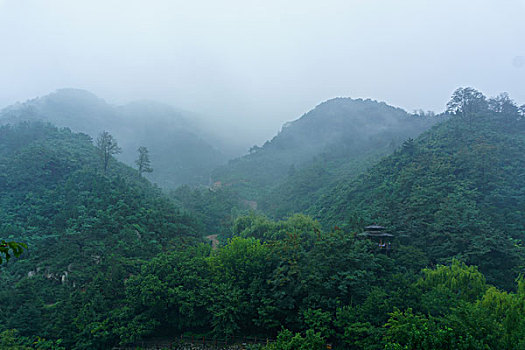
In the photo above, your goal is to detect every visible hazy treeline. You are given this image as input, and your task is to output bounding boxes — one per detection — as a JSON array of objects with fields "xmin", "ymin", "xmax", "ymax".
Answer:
[{"xmin": 0, "ymin": 88, "xmax": 524, "ymax": 349}]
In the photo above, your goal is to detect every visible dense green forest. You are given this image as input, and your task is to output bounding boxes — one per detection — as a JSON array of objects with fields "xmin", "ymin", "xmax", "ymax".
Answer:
[
  {"xmin": 310, "ymin": 90, "xmax": 525, "ymax": 290},
  {"xmin": 0, "ymin": 122, "xmax": 201, "ymax": 348},
  {"xmin": 212, "ymin": 97, "xmax": 439, "ymax": 212},
  {"xmin": 0, "ymin": 89, "xmax": 228, "ymax": 187},
  {"xmin": 1, "ymin": 88, "xmax": 525, "ymax": 349}
]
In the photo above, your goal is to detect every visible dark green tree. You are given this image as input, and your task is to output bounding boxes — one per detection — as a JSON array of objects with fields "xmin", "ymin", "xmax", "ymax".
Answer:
[
  {"xmin": 96, "ymin": 131, "xmax": 121, "ymax": 173},
  {"xmin": 135, "ymin": 146, "xmax": 153, "ymax": 177}
]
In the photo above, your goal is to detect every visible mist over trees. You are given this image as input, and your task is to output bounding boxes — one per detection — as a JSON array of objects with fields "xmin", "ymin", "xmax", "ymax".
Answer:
[
  {"xmin": 0, "ymin": 89, "xmax": 229, "ymax": 187},
  {"xmin": 0, "ymin": 0, "xmax": 523, "ymax": 347},
  {"xmin": 212, "ymin": 97, "xmax": 441, "ymax": 219},
  {"xmin": 0, "ymin": 88, "xmax": 524, "ymax": 349}
]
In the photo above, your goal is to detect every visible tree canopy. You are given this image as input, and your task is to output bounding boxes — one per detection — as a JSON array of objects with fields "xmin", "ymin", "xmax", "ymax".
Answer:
[{"xmin": 1, "ymin": 89, "xmax": 525, "ymax": 349}]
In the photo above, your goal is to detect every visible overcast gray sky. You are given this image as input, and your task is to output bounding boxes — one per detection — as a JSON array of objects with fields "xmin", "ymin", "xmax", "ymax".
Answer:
[{"xmin": 0, "ymin": 0, "xmax": 524, "ymax": 143}]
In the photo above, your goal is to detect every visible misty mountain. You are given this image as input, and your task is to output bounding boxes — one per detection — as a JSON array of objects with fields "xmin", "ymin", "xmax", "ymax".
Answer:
[
  {"xmin": 2, "ymin": 93, "xmax": 525, "ymax": 349},
  {"xmin": 0, "ymin": 89, "xmax": 228, "ymax": 187},
  {"xmin": 0, "ymin": 122, "xmax": 202, "ymax": 347},
  {"xmin": 213, "ymin": 97, "xmax": 438, "ymax": 207},
  {"xmin": 310, "ymin": 103, "xmax": 525, "ymax": 289}
]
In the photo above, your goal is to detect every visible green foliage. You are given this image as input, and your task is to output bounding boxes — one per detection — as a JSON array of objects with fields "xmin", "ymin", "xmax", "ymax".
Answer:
[
  {"xmin": 477, "ymin": 281, "xmax": 525, "ymax": 348},
  {"xmin": 302, "ymin": 309, "xmax": 334, "ymax": 339},
  {"xmin": 2, "ymin": 89, "xmax": 525, "ymax": 349},
  {"xmin": 0, "ymin": 240, "xmax": 27, "ymax": 264},
  {"xmin": 213, "ymin": 97, "xmax": 437, "ymax": 215},
  {"xmin": 170, "ymin": 185, "xmax": 247, "ymax": 236},
  {"xmin": 263, "ymin": 328, "xmax": 325, "ymax": 350},
  {"xmin": 0, "ymin": 329, "xmax": 65, "ymax": 349},
  {"xmin": 383, "ymin": 262, "xmax": 525, "ymax": 349},
  {"xmin": 384, "ymin": 308, "xmax": 471, "ymax": 350},
  {"xmin": 383, "ymin": 303, "xmax": 508, "ymax": 350},
  {"xmin": 106, "ymin": 212, "xmax": 525, "ymax": 349},
  {"xmin": 109, "ymin": 214, "xmax": 395, "ymax": 346},
  {"xmin": 208, "ymin": 237, "xmax": 271, "ymax": 288},
  {"xmin": 314, "ymin": 95, "xmax": 525, "ymax": 289},
  {"xmin": 233, "ymin": 213, "xmax": 321, "ymax": 242},
  {"xmin": 0, "ymin": 122, "xmax": 201, "ymax": 349},
  {"xmin": 417, "ymin": 260, "xmax": 487, "ymax": 303},
  {"xmin": 334, "ymin": 305, "xmax": 378, "ymax": 349},
  {"xmin": 0, "ymin": 89, "xmax": 227, "ymax": 187},
  {"xmin": 118, "ymin": 245, "xmax": 211, "ymax": 343},
  {"xmin": 207, "ymin": 237, "xmax": 273, "ymax": 336}
]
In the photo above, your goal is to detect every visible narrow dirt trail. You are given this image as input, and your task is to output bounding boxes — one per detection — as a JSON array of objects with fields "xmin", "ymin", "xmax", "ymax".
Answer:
[{"xmin": 205, "ymin": 234, "xmax": 219, "ymax": 249}]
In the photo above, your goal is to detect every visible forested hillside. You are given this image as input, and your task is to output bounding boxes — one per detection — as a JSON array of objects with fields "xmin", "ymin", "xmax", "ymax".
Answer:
[
  {"xmin": 0, "ymin": 122, "xmax": 201, "ymax": 348},
  {"xmin": 0, "ymin": 89, "xmax": 227, "ymax": 187},
  {"xmin": 2, "ymin": 90, "xmax": 525, "ymax": 350},
  {"xmin": 212, "ymin": 98, "xmax": 438, "ymax": 214},
  {"xmin": 311, "ymin": 90, "xmax": 525, "ymax": 289}
]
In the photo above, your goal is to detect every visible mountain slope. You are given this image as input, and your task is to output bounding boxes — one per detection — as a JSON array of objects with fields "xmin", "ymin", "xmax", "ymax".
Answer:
[
  {"xmin": 311, "ymin": 105, "xmax": 525, "ymax": 289},
  {"xmin": 0, "ymin": 89, "xmax": 227, "ymax": 187},
  {"xmin": 0, "ymin": 122, "xmax": 202, "ymax": 347},
  {"xmin": 213, "ymin": 97, "xmax": 438, "ymax": 211}
]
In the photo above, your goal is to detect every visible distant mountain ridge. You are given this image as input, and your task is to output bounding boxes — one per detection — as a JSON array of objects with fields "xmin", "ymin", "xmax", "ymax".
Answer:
[
  {"xmin": 212, "ymin": 97, "xmax": 439, "ymax": 212},
  {"xmin": 0, "ymin": 89, "xmax": 227, "ymax": 187},
  {"xmin": 309, "ymin": 97, "xmax": 525, "ymax": 289}
]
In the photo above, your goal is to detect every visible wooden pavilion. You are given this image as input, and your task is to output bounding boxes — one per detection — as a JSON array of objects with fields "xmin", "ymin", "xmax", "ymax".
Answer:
[{"xmin": 357, "ymin": 225, "xmax": 393, "ymax": 252}]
